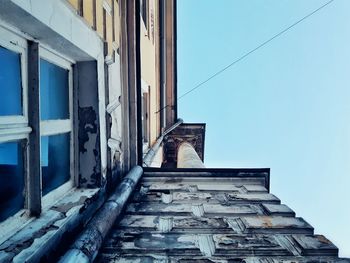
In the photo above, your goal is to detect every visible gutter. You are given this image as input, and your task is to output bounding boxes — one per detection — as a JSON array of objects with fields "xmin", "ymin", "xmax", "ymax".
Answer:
[
  {"xmin": 58, "ymin": 166, "xmax": 143, "ymax": 263},
  {"xmin": 143, "ymin": 118, "xmax": 183, "ymax": 167}
]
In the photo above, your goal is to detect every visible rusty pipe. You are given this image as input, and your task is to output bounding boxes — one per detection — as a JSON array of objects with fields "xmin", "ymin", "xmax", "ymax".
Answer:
[{"xmin": 58, "ymin": 166, "xmax": 143, "ymax": 263}]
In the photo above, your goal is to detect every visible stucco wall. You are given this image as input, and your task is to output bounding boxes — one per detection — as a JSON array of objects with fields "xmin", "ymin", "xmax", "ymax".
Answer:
[
  {"xmin": 0, "ymin": 0, "xmax": 113, "ymax": 259},
  {"xmin": 140, "ymin": 0, "xmax": 160, "ymax": 146},
  {"xmin": 67, "ymin": 0, "xmax": 120, "ymax": 56}
]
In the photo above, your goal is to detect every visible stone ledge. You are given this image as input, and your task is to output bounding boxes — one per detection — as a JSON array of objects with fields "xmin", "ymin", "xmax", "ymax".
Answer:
[{"xmin": 0, "ymin": 187, "xmax": 105, "ymax": 263}]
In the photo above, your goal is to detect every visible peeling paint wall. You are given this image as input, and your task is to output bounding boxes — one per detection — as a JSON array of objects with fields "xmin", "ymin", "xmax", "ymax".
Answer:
[
  {"xmin": 0, "ymin": 0, "xmax": 170, "ymax": 260},
  {"xmin": 0, "ymin": 0, "xmax": 110, "ymax": 258},
  {"xmin": 77, "ymin": 62, "xmax": 103, "ymax": 188},
  {"xmin": 0, "ymin": 188, "xmax": 104, "ymax": 263},
  {"xmin": 106, "ymin": 53, "xmax": 123, "ymax": 186},
  {"xmin": 98, "ymin": 169, "xmax": 342, "ymax": 262}
]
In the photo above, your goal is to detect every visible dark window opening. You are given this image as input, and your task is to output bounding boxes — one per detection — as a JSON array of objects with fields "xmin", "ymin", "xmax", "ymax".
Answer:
[
  {"xmin": 41, "ymin": 133, "xmax": 70, "ymax": 196},
  {"xmin": 103, "ymin": 9, "xmax": 107, "ymax": 40},
  {"xmin": 93, "ymin": 0, "xmax": 97, "ymax": 30},
  {"xmin": 0, "ymin": 141, "xmax": 24, "ymax": 222},
  {"xmin": 78, "ymin": 0, "xmax": 84, "ymax": 16},
  {"xmin": 0, "ymin": 46, "xmax": 22, "ymax": 116},
  {"xmin": 40, "ymin": 59, "xmax": 69, "ymax": 120},
  {"xmin": 112, "ymin": 0, "xmax": 115, "ymax": 42},
  {"xmin": 140, "ymin": 0, "xmax": 148, "ymax": 29},
  {"xmin": 142, "ymin": 92, "xmax": 150, "ymax": 144}
]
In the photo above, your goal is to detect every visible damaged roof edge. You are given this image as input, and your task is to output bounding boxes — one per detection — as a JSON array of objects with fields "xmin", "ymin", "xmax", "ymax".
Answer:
[{"xmin": 143, "ymin": 167, "xmax": 271, "ymax": 192}]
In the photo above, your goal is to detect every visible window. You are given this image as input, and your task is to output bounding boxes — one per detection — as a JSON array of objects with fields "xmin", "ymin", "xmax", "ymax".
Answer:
[
  {"xmin": 39, "ymin": 49, "xmax": 73, "ymax": 200},
  {"xmin": 0, "ymin": 47, "xmax": 22, "ymax": 116},
  {"xmin": 140, "ymin": 0, "xmax": 148, "ymax": 30},
  {"xmin": 41, "ymin": 133, "xmax": 70, "ymax": 196},
  {"xmin": 0, "ymin": 141, "xmax": 25, "ymax": 223},
  {"xmin": 40, "ymin": 59, "xmax": 70, "ymax": 120},
  {"xmin": 0, "ymin": 26, "xmax": 28, "ymax": 126},
  {"xmin": 0, "ymin": 25, "xmax": 75, "ymax": 224},
  {"xmin": 0, "ymin": 26, "xmax": 29, "ymax": 223}
]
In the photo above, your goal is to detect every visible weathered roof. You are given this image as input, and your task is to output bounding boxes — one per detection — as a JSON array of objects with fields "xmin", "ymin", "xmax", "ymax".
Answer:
[{"xmin": 97, "ymin": 168, "xmax": 345, "ymax": 262}]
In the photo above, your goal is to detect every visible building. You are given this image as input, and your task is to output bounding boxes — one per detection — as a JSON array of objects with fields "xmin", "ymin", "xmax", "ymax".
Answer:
[
  {"xmin": 0, "ymin": 0, "xmax": 346, "ymax": 262},
  {"xmin": 0, "ymin": 0, "xmax": 177, "ymax": 261}
]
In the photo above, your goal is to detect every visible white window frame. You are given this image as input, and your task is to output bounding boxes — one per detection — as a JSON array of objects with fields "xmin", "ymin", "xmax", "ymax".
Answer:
[
  {"xmin": 0, "ymin": 22, "xmax": 79, "ymax": 242},
  {"xmin": 0, "ymin": 26, "xmax": 77, "ymax": 210},
  {"xmin": 39, "ymin": 46, "xmax": 75, "ymax": 208},
  {"xmin": 0, "ymin": 137, "xmax": 31, "ymax": 245},
  {"xmin": 0, "ymin": 25, "xmax": 31, "ymax": 243},
  {"xmin": 0, "ymin": 26, "xmax": 28, "ymax": 128}
]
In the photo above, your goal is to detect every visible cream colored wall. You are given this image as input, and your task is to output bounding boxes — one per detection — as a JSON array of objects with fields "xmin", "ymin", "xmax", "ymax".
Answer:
[
  {"xmin": 68, "ymin": 0, "xmax": 79, "ymax": 10},
  {"xmin": 83, "ymin": 1, "xmax": 94, "ymax": 27},
  {"xmin": 67, "ymin": 0, "xmax": 160, "ymax": 152},
  {"xmin": 140, "ymin": 0, "xmax": 160, "ymax": 146},
  {"xmin": 67, "ymin": 0, "xmax": 119, "ymax": 56}
]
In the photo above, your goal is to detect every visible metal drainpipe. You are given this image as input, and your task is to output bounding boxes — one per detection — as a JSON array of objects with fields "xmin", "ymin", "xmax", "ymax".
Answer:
[
  {"xmin": 58, "ymin": 166, "xmax": 143, "ymax": 263},
  {"xmin": 143, "ymin": 118, "xmax": 183, "ymax": 167},
  {"xmin": 177, "ymin": 142, "xmax": 205, "ymax": 168}
]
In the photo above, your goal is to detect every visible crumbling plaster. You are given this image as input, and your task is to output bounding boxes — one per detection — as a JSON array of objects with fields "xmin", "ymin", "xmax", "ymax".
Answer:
[{"xmin": 0, "ymin": 188, "xmax": 104, "ymax": 263}]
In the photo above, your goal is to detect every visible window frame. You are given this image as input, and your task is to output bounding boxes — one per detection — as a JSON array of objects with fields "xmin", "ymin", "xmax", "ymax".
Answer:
[
  {"xmin": 39, "ymin": 46, "xmax": 76, "ymax": 208},
  {"xmin": 140, "ymin": 0, "xmax": 149, "ymax": 35},
  {"xmin": 0, "ymin": 26, "xmax": 31, "ymax": 239},
  {"xmin": 0, "ymin": 26, "xmax": 28, "ymax": 128},
  {"xmin": 0, "ymin": 17, "xmax": 91, "ymax": 243}
]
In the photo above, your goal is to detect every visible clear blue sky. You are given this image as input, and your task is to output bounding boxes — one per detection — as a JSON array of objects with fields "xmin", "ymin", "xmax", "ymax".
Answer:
[{"xmin": 177, "ymin": 0, "xmax": 350, "ymax": 257}]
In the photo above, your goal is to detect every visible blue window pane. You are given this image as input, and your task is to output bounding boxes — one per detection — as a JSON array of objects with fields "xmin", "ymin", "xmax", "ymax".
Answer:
[
  {"xmin": 41, "ymin": 133, "xmax": 70, "ymax": 195},
  {"xmin": 0, "ymin": 142, "xmax": 24, "ymax": 222},
  {"xmin": 0, "ymin": 47, "xmax": 22, "ymax": 116},
  {"xmin": 40, "ymin": 59, "xmax": 69, "ymax": 120}
]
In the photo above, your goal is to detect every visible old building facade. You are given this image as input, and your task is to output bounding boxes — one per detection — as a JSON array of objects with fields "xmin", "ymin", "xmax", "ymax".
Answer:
[
  {"xmin": 0, "ymin": 0, "xmax": 177, "ymax": 261},
  {"xmin": 0, "ymin": 0, "xmax": 347, "ymax": 262}
]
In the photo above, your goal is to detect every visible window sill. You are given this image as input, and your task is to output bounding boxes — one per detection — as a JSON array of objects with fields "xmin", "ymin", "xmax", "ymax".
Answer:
[{"xmin": 0, "ymin": 187, "xmax": 105, "ymax": 262}]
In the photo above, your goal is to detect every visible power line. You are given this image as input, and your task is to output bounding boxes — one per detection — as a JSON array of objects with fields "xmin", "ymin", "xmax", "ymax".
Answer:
[{"xmin": 155, "ymin": 0, "xmax": 336, "ymax": 113}]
